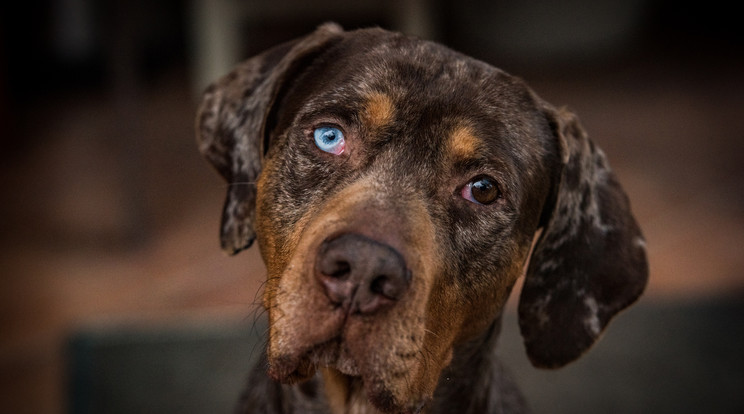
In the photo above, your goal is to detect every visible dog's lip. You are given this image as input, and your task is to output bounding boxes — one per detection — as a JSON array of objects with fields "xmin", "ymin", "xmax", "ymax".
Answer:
[
  {"xmin": 268, "ymin": 331, "xmax": 363, "ymax": 381},
  {"xmin": 268, "ymin": 310, "xmax": 432, "ymax": 414},
  {"xmin": 270, "ymin": 334, "xmax": 431, "ymax": 413},
  {"xmin": 324, "ymin": 344, "xmax": 362, "ymax": 376}
]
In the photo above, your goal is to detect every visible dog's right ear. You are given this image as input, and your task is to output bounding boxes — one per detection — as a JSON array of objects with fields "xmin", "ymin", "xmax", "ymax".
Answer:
[{"xmin": 196, "ymin": 23, "xmax": 343, "ymax": 254}]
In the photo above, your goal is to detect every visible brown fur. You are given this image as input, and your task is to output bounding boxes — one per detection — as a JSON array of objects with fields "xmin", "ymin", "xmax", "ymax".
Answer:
[
  {"xmin": 448, "ymin": 124, "xmax": 482, "ymax": 161},
  {"xmin": 363, "ymin": 93, "xmax": 396, "ymax": 130},
  {"xmin": 196, "ymin": 23, "xmax": 648, "ymax": 414}
]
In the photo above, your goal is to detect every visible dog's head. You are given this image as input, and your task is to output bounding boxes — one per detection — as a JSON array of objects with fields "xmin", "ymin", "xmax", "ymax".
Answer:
[{"xmin": 197, "ymin": 24, "xmax": 648, "ymax": 412}]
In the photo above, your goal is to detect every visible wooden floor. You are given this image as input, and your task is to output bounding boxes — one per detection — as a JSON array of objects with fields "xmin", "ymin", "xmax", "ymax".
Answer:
[{"xmin": 2, "ymin": 52, "xmax": 743, "ymax": 413}]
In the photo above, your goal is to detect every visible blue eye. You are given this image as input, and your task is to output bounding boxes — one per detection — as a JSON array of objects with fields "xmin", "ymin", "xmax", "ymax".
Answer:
[{"xmin": 313, "ymin": 127, "xmax": 346, "ymax": 155}]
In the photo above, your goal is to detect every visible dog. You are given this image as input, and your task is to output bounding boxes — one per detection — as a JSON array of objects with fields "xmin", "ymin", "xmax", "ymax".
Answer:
[{"xmin": 196, "ymin": 23, "xmax": 648, "ymax": 414}]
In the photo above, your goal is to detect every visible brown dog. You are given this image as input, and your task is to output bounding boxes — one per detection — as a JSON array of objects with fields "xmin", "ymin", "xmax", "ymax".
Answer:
[{"xmin": 196, "ymin": 23, "xmax": 648, "ymax": 414}]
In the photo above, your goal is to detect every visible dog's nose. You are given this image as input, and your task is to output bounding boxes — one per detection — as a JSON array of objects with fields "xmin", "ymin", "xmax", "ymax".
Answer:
[{"xmin": 315, "ymin": 233, "xmax": 410, "ymax": 315}]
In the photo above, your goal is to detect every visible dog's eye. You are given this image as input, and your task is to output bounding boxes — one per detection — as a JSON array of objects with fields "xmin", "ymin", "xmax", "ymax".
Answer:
[
  {"xmin": 313, "ymin": 126, "xmax": 346, "ymax": 155},
  {"xmin": 461, "ymin": 175, "xmax": 501, "ymax": 205}
]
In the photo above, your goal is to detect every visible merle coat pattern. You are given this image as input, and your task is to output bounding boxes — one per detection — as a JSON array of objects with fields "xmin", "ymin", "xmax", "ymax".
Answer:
[{"xmin": 197, "ymin": 23, "xmax": 648, "ymax": 414}]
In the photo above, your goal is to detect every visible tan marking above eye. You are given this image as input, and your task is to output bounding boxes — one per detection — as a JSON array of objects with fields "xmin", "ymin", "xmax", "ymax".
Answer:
[
  {"xmin": 448, "ymin": 125, "xmax": 482, "ymax": 160},
  {"xmin": 362, "ymin": 92, "xmax": 395, "ymax": 129}
]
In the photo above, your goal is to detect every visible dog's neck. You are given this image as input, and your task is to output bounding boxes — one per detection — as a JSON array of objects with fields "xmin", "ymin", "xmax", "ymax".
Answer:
[{"xmin": 429, "ymin": 315, "xmax": 527, "ymax": 414}]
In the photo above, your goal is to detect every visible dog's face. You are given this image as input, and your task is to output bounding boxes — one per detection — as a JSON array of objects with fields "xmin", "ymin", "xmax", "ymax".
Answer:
[{"xmin": 198, "ymin": 24, "xmax": 648, "ymax": 413}]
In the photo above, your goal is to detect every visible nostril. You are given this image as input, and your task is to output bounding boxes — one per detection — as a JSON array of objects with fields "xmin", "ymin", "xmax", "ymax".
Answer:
[
  {"xmin": 326, "ymin": 260, "xmax": 351, "ymax": 279},
  {"xmin": 317, "ymin": 239, "xmax": 352, "ymax": 278},
  {"xmin": 370, "ymin": 274, "xmax": 405, "ymax": 300},
  {"xmin": 369, "ymin": 276, "xmax": 388, "ymax": 296}
]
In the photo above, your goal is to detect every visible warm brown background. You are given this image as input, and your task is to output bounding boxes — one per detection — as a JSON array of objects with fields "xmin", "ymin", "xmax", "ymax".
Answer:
[{"xmin": 2, "ymin": 1, "xmax": 742, "ymax": 413}]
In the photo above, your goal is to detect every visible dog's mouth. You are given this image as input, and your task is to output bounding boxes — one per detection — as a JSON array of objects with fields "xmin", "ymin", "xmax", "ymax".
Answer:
[
  {"xmin": 266, "ymin": 316, "xmax": 433, "ymax": 413},
  {"xmin": 268, "ymin": 335, "xmax": 359, "ymax": 379}
]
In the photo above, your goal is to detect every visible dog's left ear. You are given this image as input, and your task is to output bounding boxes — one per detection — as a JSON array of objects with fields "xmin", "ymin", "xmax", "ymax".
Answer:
[
  {"xmin": 518, "ymin": 103, "xmax": 648, "ymax": 368},
  {"xmin": 196, "ymin": 23, "xmax": 343, "ymax": 254}
]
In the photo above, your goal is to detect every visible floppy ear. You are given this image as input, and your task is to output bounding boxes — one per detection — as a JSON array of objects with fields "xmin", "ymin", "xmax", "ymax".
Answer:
[
  {"xmin": 518, "ymin": 104, "xmax": 649, "ymax": 368},
  {"xmin": 196, "ymin": 23, "xmax": 343, "ymax": 254}
]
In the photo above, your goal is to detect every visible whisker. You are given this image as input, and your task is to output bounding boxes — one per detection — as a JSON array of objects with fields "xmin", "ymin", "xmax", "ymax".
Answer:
[{"xmin": 423, "ymin": 328, "xmax": 440, "ymax": 339}]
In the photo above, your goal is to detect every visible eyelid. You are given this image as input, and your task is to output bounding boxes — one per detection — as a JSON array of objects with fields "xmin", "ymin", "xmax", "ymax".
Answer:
[
  {"xmin": 304, "ymin": 118, "xmax": 350, "ymax": 138},
  {"xmin": 301, "ymin": 110, "xmax": 352, "ymax": 130}
]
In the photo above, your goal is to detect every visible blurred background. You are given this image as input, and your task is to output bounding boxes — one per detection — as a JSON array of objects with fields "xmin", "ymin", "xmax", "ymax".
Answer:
[{"xmin": 1, "ymin": 0, "xmax": 742, "ymax": 413}]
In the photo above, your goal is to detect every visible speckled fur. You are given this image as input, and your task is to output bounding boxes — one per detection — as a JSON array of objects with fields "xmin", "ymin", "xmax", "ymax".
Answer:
[{"xmin": 196, "ymin": 23, "xmax": 648, "ymax": 414}]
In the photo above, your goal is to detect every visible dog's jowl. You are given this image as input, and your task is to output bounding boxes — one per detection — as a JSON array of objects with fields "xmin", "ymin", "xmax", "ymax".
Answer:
[{"xmin": 197, "ymin": 23, "xmax": 648, "ymax": 414}]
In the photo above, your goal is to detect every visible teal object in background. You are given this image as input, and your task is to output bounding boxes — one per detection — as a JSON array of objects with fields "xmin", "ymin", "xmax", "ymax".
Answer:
[
  {"xmin": 68, "ymin": 298, "xmax": 744, "ymax": 413},
  {"xmin": 68, "ymin": 320, "xmax": 266, "ymax": 414}
]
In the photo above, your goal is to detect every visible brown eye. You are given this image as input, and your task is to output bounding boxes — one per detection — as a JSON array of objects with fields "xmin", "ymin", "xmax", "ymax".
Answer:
[{"xmin": 462, "ymin": 175, "xmax": 501, "ymax": 205}]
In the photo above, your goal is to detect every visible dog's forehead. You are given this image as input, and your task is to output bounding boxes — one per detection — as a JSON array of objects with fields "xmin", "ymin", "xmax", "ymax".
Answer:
[
  {"xmin": 297, "ymin": 30, "xmax": 546, "ymax": 153},
  {"xmin": 330, "ymin": 32, "xmax": 529, "ymax": 111}
]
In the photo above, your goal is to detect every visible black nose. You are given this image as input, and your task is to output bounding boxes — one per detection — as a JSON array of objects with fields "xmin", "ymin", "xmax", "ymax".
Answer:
[{"xmin": 315, "ymin": 233, "xmax": 410, "ymax": 315}]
